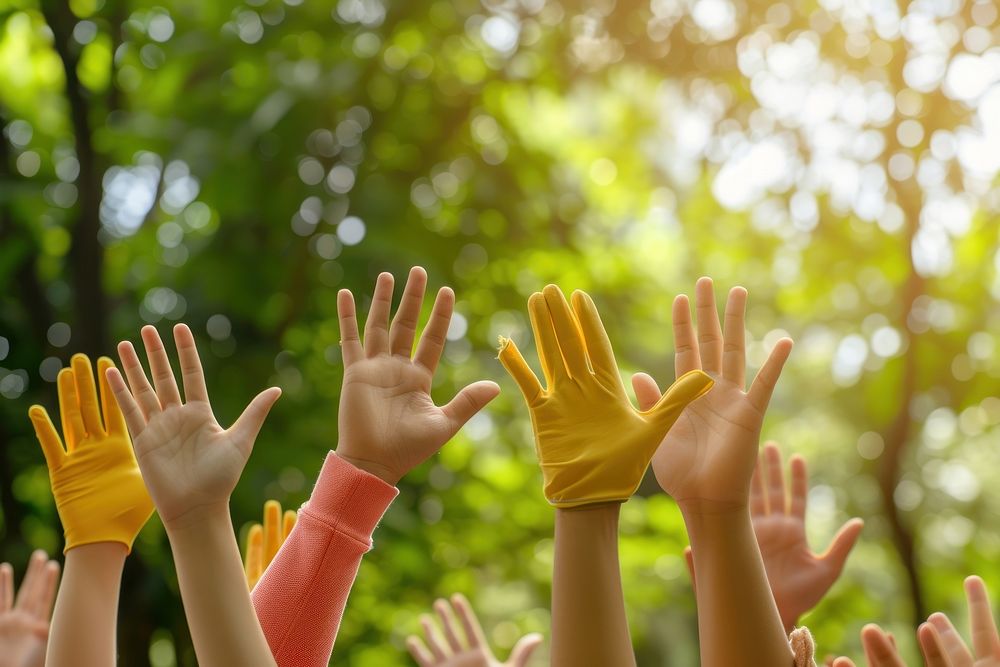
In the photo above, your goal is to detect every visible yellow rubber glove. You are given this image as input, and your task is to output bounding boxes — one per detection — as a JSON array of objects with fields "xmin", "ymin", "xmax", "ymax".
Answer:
[
  {"xmin": 27, "ymin": 354, "xmax": 154, "ymax": 552},
  {"xmin": 499, "ymin": 285, "xmax": 715, "ymax": 508},
  {"xmin": 243, "ymin": 499, "xmax": 296, "ymax": 589}
]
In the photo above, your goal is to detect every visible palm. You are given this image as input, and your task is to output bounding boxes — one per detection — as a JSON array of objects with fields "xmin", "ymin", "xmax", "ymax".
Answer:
[
  {"xmin": 0, "ymin": 615, "xmax": 46, "ymax": 667},
  {"xmin": 754, "ymin": 515, "xmax": 832, "ymax": 618}
]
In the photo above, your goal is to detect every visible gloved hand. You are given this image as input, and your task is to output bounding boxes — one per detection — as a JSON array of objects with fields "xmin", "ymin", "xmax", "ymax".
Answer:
[
  {"xmin": 243, "ymin": 499, "xmax": 296, "ymax": 590},
  {"xmin": 28, "ymin": 354, "xmax": 154, "ymax": 552},
  {"xmin": 499, "ymin": 285, "xmax": 714, "ymax": 508}
]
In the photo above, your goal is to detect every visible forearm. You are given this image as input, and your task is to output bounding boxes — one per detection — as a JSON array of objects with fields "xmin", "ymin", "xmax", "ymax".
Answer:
[
  {"xmin": 552, "ymin": 503, "xmax": 635, "ymax": 667},
  {"xmin": 46, "ymin": 543, "xmax": 126, "ymax": 667},
  {"xmin": 167, "ymin": 505, "xmax": 276, "ymax": 667},
  {"xmin": 683, "ymin": 506, "xmax": 793, "ymax": 667}
]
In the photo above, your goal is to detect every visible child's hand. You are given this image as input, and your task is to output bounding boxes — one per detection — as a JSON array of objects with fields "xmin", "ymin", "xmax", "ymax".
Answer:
[
  {"xmin": 106, "ymin": 324, "xmax": 281, "ymax": 528},
  {"xmin": 0, "ymin": 551, "xmax": 61, "ymax": 667},
  {"xmin": 635, "ymin": 277, "xmax": 793, "ymax": 514},
  {"xmin": 28, "ymin": 354, "xmax": 154, "ymax": 551},
  {"xmin": 406, "ymin": 594, "xmax": 542, "ymax": 667},
  {"xmin": 335, "ymin": 267, "xmax": 500, "ymax": 485},
  {"xmin": 499, "ymin": 285, "xmax": 713, "ymax": 508},
  {"xmin": 918, "ymin": 576, "xmax": 1000, "ymax": 667},
  {"xmin": 675, "ymin": 443, "xmax": 863, "ymax": 630},
  {"xmin": 830, "ymin": 625, "xmax": 905, "ymax": 667},
  {"xmin": 243, "ymin": 500, "xmax": 296, "ymax": 589}
]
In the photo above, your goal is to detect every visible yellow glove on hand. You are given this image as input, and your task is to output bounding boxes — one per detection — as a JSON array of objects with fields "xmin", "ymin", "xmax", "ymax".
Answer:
[
  {"xmin": 28, "ymin": 354, "xmax": 154, "ymax": 552},
  {"xmin": 244, "ymin": 499, "xmax": 296, "ymax": 589},
  {"xmin": 499, "ymin": 285, "xmax": 714, "ymax": 508}
]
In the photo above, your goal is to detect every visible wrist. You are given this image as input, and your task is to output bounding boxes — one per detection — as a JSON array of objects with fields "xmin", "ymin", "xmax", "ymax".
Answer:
[
  {"xmin": 333, "ymin": 450, "xmax": 402, "ymax": 485},
  {"xmin": 162, "ymin": 502, "xmax": 232, "ymax": 536}
]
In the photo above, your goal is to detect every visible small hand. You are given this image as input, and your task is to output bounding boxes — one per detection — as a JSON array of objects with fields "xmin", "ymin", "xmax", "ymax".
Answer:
[
  {"xmin": 918, "ymin": 576, "xmax": 1000, "ymax": 667},
  {"xmin": 0, "ymin": 551, "xmax": 61, "ymax": 667},
  {"xmin": 638, "ymin": 277, "xmax": 793, "ymax": 513},
  {"xmin": 336, "ymin": 267, "xmax": 500, "ymax": 485},
  {"xmin": 107, "ymin": 324, "xmax": 281, "ymax": 528},
  {"xmin": 243, "ymin": 499, "xmax": 296, "ymax": 590},
  {"xmin": 831, "ymin": 625, "xmax": 905, "ymax": 667},
  {"xmin": 406, "ymin": 594, "xmax": 542, "ymax": 667}
]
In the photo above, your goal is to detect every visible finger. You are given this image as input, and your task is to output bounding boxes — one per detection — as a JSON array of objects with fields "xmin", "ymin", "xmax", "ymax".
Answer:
[
  {"xmin": 28, "ymin": 406, "xmax": 66, "ymax": 469},
  {"xmin": 750, "ymin": 455, "xmax": 767, "ymax": 516},
  {"xmin": 918, "ymin": 622, "xmax": 951, "ymax": 667},
  {"xmin": 542, "ymin": 285, "xmax": 589, "ymax": 378},
  {"xmin": 965, "ymin": 576, "xmax": 1000, "ymax": 658},
  {"xmin": 0, "ymin": 563, "xmax": 11, "ymax": 611},
  {"xmin": 695, "ymin": 277, "xmax": 723, "ymax": 374},
  {"xmin": 405, "ymin": 636, "xmax": 435, "ymax": 667},
  {"xmin": 527, "ymin": 291, "xmax": 567, "ymax": 386},
  {"xmin": 434, "ymin": 598, "xmax": 464, "ymax": 653},
  {"xmin": 244, "ymin": 524, "xmax": 263, "ymax": 589},
  {"xmin": 139, "ymin": 326, "xmax": 182, "ymax": 408},
  {"xmin": 764, "ymin": 443, "xmax": 786, "ymax": 514},
  {"xmin": 789, "ymin": 455, "xmax": 808, "ymax": 519},
  {"xmin": 683, "ymin": 546, "xmax": 697, "ymax": 595},
  {"xmin": 747, "ymin": 337, "xmax": 794, "ymax": 413},
  {"xmin": 722, "ymin": 286, "xmax": 748, "ymax": 387},
  {"xmin": 645, "ymin": 370, "xmax": 714, "ymax": 433},
  {"xmin": 631, "ymin": 372, "xmax": 661, "ymax": 412},
  {"xmin": 928, "ymin": 612, "xmax": 974, "ymax": 666},
  {"xmin": 337, "ymin": 289, "xmax": 364, "ymax": 366},
  {"xmin": 364, "ymin": 272, "xmax": 394, "ymax": 357},
  {"xmin": 572, "ymin": 290, "xmax": 619, "ymax": 384},
  {"xmin": 173, "ymin": 324, "xmax": 210, "ymax": 404},
  {"xmin": 96, "ymin": 357, "xmax": 128, "ymax": 437},
  {"xmin": 390, "ymin": 266, "xmax": 427, "ymax": 358},
  {"xmin": 117, "ymin": 340, "xmax": 161, "ymax": 420},
  {"xmin": 57, "ymin": 367, "xmax": 85, "ymax": 450},
  {"xmin": 420, "ymin": 614, "xmax": 450, "ymax": 660},
  {"xmin": 451, "ymin": 593, "xmax": 488, "ymax": 648},
  {"xmin": 672, "ymin": 294, "xmax": 700, "ymax": 376},
  {"xmin": 441, "ymin": 381, "xmax": 500, "ymax": 435},
  {"xmin": 38, "ymin": 561, "xmax": 60, "ymax": 621},
  {"xmin": 229, "ymin": 387, "xmax": 282, "ymax": 453},
  {"xmin": 105, "ymin": 367, "xmax": 148, "ymax": 440},
  {"xmin": 263, "ymin": 500, "xmax": 282, "ymax": 566},
  {"xmin": 830, "ymin": 659, "xmax": 857, "ymax": 667},
  {"xmin": 498, "ymin": 337, "xmax": 543, "ymax": 405},
  {"xmin": 71, "ymin": 353, "xmax": 106, "ymax": 438},
  {"xmin": 14, "ymin": 550, "xmax": 46, "ymax": 614},
  {"xmin": 509, "ymin": 633, "xmax": 544, "ymax": 667},
  {"xmin": 282, "ymin": 510, "xmax": 296, "ymax": 540},
  {"xmin": 861, "ymin": 625, "xmax": 907, "ymax": 667},
  {"xmin": 413, "ymin": 287, "xmax": 454, "ymax": 374},
  {"xmin": 820, "ymin": 519, "xmax": 864, "ymax": 575}
]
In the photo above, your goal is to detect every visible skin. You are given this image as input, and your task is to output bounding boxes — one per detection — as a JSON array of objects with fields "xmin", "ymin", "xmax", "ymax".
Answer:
[
  {"xmin": 639, "ymin": 277, "xmax": 795, "ymax": 667},
  {"xmin": 834, "ymin": 577, "xmax": 1000, "ymax": 667},
  {"xmin": 107, "ymin": 323, "xmax": 280, "ymax": 667},
  {"xmin": 406, "ymin": 593, "xmax": 542, "ymax": 667},
  {"xmin": 675, "ymin": 442, "xmax": 864, "ymax": 632},
  {"xmin": 334, "ymin": 267, "xmax": 500, "ymax": 484},
  {"xmin": 0, "ymin": 551, "xmax": 60, "ymax": 667}
]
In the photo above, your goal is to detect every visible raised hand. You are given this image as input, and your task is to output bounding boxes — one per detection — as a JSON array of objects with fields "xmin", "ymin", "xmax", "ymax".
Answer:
[
  {"xmin": 406, "ymin": 594, "xmax": 542, "ymax": 667},
  {"xmin": 244, "ymin": 500, "xmax": 296, "ymax": 590},
  {"xmin": 831, "ymin": 625, "xmax": 905, "ymax": 667},
  {"xmin": 0, "ymin": 551, "xmax": 61, "ymax": 667},
  {"xmin": 28, "ymin": 353, "xmax": 154, "ymax": 551},
  {"xmin": 918, "ymin": 577, "xmax": 1000, "ymax": 667},
  {"xmin": 634, "ymin": 277, "xmax": 793, "ymax": 513},
  {"xmin": 499, "ymin": 284, "xmax": 713, "ymax": 507},
  {"xmin": 336, "ymin": 267, "xmax": 500, "ymax": 485},
  {"xmin": 106, "ymin": 324, "xmax": 281, "ymax": 527}
]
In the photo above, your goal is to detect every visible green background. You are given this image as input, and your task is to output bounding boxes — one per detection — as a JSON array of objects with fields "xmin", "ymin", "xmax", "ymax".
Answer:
[{"xmin": 1, "ymin": 0, "xmax": 998, "ymax": 664}]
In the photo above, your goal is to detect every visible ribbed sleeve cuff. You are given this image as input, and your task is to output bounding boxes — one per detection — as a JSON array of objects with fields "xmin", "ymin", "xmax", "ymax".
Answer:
[{"xmin": 301, "ymin": 452, "xmax": 399, "ymax": 544}]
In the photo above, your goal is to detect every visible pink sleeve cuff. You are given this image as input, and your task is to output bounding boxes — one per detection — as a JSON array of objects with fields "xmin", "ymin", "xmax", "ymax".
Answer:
[{"xmin": 301, "ymin": 452, "xmax": 399, "ymax": 546}]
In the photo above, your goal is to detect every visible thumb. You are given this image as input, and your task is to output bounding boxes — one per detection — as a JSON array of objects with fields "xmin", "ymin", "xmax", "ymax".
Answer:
[
  {"xmin": 441, "ymin": 381, "xmax": 500, "ymax": 434},
  {"xmin": 508, "ymin": 633, "xmax": 544, "ymax": 667},
  {"xmin": 498, "ymin": 336, "xmax": 543, "ymax": 406},
  {"xmin": 229, "ymin": 387, "xmax": 282, "ymax": 452},
  {"xmin": 821, "ymin": 518, "xmax": 864, "ymax": 575},
  {"xmin": 646, "ymin": 369, "xmax": 714, "ymax": 429},
  {"xmin": 630, "ymin": 372, "xmax": 661, "ymax": 412}
]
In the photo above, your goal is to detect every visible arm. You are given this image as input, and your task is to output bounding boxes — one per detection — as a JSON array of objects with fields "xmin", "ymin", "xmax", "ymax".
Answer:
[
  {"xmin": 406, "ymin": 593, "xmax": 541, "ymax": 667},
  {"xmin": 252, "ymin": 267, "xmax": 499, "ymax": 667},
  {"xmin": 498, "ymin": 285, "xmax": 713, "ymax": 667},
  {"xmin": 27, "ymin": 354, "xmax": 154, "ymax": 667},
  {"xmin": 643, "ymin": 278, "xmax": 794, "ymax": 667},
  {"xmin": 0, "ymin": 550, "xmax": 60, "ymax": 667},
  {"xmin": 107, "ymin": 323, "xmax": 280, "ymax": 667}
]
